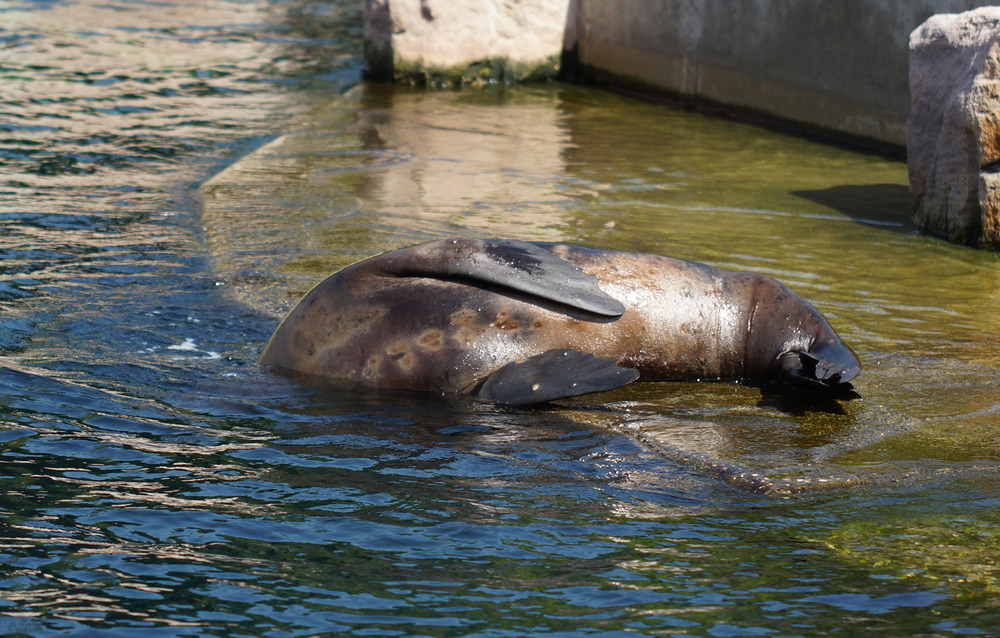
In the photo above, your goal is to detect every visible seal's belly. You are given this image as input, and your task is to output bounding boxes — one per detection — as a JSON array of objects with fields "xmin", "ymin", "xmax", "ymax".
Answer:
[
  {"xmin": 308, "ymin": 270, "xmax": 741, "ymax": 391},
  {"xmin": 315, "ymin": 277, "xmax": 621, "ymax": 391},
  {"xmin": 565, "ymin": 249, "xmax": 750, "ymax": 380}
]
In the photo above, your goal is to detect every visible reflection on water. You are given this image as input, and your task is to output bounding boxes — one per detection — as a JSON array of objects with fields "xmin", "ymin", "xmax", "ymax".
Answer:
[
  {"xmin": 349, "ymin": 86, "xmax": 576, "ymax": 231},
  {"xmin": 3, "ymin": 0, "xmax": 1000, "ymax": 635}
]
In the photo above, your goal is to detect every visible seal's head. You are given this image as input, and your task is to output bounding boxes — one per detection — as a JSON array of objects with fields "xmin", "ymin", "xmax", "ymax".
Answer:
[{"xmin": 743, "ymin": 276, "xmax": 860, "ymax": 393}]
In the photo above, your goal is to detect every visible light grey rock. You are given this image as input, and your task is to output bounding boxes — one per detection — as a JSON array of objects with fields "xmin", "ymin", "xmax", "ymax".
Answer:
[
  {"xmin": 908, "ymin": 7, "xmax": 1000, "ymax": 247},
  {"xmin": 363, "ymin": 0, "xmax": 576, "ymax": 86},
  {"xmin": 979, "ymin": 171, "xmax": 1000, "ymax": 245}
]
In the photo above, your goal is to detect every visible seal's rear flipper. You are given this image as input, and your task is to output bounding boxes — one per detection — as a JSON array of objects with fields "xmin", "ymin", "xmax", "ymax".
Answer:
[
  {"xmin": 381, "ymin": 238, "xmax": 626, "ymax": 317},
  {"xmin": 471, "ymin": 348, "xmax": 640, "ymax": 405}
]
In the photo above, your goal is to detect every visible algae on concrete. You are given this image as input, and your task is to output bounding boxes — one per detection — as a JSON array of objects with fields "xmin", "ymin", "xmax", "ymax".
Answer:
[{"xmin": 391, "ymin": 54, "xmax": 562, "ymax": 88}]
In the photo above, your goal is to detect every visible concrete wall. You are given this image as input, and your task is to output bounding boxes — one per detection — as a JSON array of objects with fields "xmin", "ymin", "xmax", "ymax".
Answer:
[
  {"xmin": 573, "ymin": 0, "xmax": 1000, "ymax": 149},
  {"xmin": 364, "ymin": 0, "xmax": 573, "ymax": 85}
]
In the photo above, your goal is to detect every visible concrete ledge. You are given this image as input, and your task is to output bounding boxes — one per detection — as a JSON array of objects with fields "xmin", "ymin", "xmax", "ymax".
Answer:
[
  {"xmin": 363, "ymin": 0, "xmax": 1000, "ymax": 149},
  {"xmin": 573, "ymin": 0, "xmax": 1000, "ymax": 149},
  {"xmin": 576, "ymin": 37, "xmax": 907, "ymax": 149}
]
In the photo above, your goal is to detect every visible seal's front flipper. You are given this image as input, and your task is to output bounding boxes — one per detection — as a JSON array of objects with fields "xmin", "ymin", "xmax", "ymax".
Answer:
[
  {"xmin": 381, "ymin": 237, "xmax": 626, "ymax": 317},
  {"xmin": 471, "ymin": 348, "xmax": 640, "ymax": 405}
]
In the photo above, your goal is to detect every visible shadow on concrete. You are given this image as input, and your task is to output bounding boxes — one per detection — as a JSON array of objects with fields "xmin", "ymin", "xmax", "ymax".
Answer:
[{"xmin": 791, "ymin": 184, "xmax": 915, "ymax": 234}]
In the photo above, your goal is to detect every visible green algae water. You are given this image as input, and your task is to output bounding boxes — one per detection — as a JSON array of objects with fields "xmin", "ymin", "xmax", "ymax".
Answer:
[{"xmin": 4, "ymin": 0, "xmax": 1000, "ymax": 634}]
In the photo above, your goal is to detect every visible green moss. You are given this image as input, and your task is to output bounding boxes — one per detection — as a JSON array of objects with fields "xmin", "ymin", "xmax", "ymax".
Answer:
[
  {"xmin": 823, "ymin": 515, "xmax": 1000, "ymax": 597},
  {"xmin": 392, "ymin": 55, "xmax": 561, "ymax": 88}
]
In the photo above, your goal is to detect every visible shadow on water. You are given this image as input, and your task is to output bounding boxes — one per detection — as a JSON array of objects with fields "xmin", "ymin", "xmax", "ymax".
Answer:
[{"xmin": 792, "ymin": 183, "xmax": 916, "ymax": 233}]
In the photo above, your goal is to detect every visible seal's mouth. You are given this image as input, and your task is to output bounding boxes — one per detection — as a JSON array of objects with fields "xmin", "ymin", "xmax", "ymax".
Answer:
[
  {"xmin": 774, "ymin": 340, "xmax": 861, "ymax": 397},
  {"xmin": 793, "ymin": 352, "xmax": 847, "ymax": 385}
]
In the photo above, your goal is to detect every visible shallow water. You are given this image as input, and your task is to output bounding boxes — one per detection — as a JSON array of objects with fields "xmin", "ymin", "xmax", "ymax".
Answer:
[{"xmin": 4, "ymin": 0, "xmax": 1000, "ymax": 636}]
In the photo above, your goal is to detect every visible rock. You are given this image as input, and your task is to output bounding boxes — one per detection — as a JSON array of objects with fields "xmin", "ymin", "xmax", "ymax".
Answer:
[
  {"xmin": 980, "ymin": 171, "xmax": 1000, "ymax": 244},
  {"xmin": 363, "ymin": 0, "xmax": 576, "ymax": 86},
  {"xmin": 908, "ymin": 7, "xmax": 1000, "ymax": 248}
]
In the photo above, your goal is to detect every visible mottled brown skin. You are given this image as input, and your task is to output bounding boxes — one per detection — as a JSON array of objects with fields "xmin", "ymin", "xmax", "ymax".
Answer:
[{"xmin": 260, "ymin": 238, "xmax": 859, "ymax": 399}]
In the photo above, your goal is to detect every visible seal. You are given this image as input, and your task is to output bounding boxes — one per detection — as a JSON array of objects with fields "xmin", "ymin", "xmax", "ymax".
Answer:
[{"xmin": 260, "ymin": 237, "xmax": 860, "ymax": 404}]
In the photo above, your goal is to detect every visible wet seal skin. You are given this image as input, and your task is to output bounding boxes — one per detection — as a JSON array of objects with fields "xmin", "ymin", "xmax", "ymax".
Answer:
[{"xmin": 260, "ymin": 237, "xmax": 860, "ymax": 405}]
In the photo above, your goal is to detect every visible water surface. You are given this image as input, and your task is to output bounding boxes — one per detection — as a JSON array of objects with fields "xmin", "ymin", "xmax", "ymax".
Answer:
[{"xmin": 3, "ymin": 1, "xmax": 1000, "ymax": 636}]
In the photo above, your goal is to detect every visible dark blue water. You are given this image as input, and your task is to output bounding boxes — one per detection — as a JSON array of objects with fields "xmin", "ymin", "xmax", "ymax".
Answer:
[{"xmin": 3, "ymin": 0, "xmax": 1000, "ymax": 636}]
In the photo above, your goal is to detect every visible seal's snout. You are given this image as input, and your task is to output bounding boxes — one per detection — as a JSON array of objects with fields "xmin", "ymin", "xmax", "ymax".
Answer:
[
  {"xmin": 776, "ymin": 340, "xmax": 860, "ymax": 392},
  {"xmin": 809, "ymin": 340, "xmax": 861, "ymax": 384}
]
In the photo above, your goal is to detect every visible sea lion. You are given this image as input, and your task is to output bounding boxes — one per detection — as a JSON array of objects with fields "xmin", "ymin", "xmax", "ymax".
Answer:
[{"xmin": 260, "ymin": 237, "xmax": 860, "ymax": 404}]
